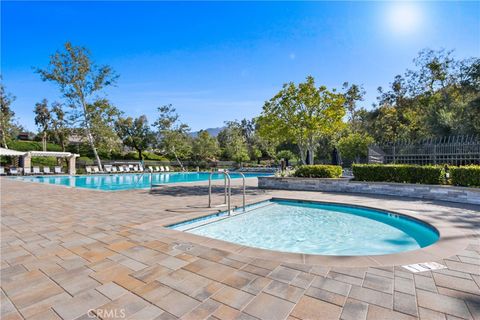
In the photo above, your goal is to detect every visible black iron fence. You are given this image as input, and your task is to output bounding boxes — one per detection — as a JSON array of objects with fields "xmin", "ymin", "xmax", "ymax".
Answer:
[{"xmin": 368, "ymin": 135, "xmax": 480, "ymax": 165}]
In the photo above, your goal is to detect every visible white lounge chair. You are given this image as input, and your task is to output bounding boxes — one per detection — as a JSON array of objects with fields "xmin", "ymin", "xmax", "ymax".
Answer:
[
  {"xmin": 9, "ymin": 167, "xmax": 19, "ymax": 175},
  {"xmin": 105, "ymin": 166, "xmax": 112, "ymax": 173},
  {"xmin": 118, "ymin": 166, "xmax": 125, "ymax": 172},
  {"xmin": 23, "ymin": 167, "xmax": 31, "ymax": 175},
  {"xmin": 43, "ymin": 167, "xmax": 52, "ymax": 174},
  {"xmin": 93, "ymin": 166, "xmax": 100, "ymax": 173},
  {"xmin": 111, "ymin": 166, "xmax": 118, "ymax": 173},
  {"xmin": 32, "ymin": 167, "xmax": 41, "ymax": 175},
  {"xmin": 0, "ymin": 167, "xmax": 4, "ymax": 175},
  {"xmin": 148, "ymin": 166, "xmax": 154, "ymax": 172},
  {"xmin": 85, "ymin": 166, "xmax": 92, "ymax": 174},
  {"xmin": 54, "ymin": 166, "xmax": 63, "ymax": 174},
  {"xmin": 165, "ymin": 166, "xmax": 170, "ymax": 172},
  {"xmin": 160, "ymin": 166, "xmax": 165, "ymax": 172}
]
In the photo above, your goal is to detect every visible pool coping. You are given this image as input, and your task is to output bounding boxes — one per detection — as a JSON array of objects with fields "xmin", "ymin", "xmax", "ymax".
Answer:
[
  {"xmin": 7, "ymin": 172, "xmax": 271, "ymax": 192},
  {"xmin": 156, "ymin": 196, "xmax": 478, "ymax": 267}
]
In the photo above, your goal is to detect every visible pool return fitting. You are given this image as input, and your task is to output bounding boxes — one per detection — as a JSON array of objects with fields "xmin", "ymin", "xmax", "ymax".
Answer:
[{"xmin": 208, "ymin": 170, "xmax": 246, "ymax": 215}]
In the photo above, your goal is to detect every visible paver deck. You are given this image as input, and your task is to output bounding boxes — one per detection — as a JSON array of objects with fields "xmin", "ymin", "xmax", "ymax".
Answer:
[{"xmin": 1, "ymin": 177, "xmax": 479, "ymax": 320}]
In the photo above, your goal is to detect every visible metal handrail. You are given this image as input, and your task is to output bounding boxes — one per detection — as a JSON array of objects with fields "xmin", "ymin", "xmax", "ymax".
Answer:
[
  {"xmin": 208, "ymin": 170, "xmax": 232, "ymax": 215},
  {"xmin": 134, "ymin": 170, "xmax": 147, "ymax": 186},
  {"xmin": 238, "ymin": 172, "xmax": 246, "ymax": 212}
]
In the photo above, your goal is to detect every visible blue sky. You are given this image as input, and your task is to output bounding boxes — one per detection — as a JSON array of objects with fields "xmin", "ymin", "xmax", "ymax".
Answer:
[{"xmin": 2, "ymin": 1, "xmax": 479, "ymax": 132}]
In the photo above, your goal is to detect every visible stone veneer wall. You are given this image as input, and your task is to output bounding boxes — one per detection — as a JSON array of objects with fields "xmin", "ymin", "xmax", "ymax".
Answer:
[{"xmin": 258, "ymin": 177, "xmax": 480, "ymax": 205}]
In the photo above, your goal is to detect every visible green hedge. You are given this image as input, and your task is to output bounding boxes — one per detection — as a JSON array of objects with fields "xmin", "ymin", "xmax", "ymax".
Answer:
[
  {"xmin": 352, "ymin": 164, "xmax": 445, "ymax": 185},
  {"xmin": 450, "ymin": 166, "xmax": 480, "ymax": 187},
  {"xmin": 31, "ymin": 157, "xmax": 59, "ymax": 167},
  {"xmin": 294, "ymin": 165, "xmax": 342, "ymax": 178},
  {"xmin": 8, "ymin": 140, "xmax": 63, "ymax": 152}
]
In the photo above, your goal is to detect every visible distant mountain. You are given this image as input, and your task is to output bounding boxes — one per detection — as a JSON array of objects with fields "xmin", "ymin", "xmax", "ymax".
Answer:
[{"xmin": 190, "ymin": 127, "xmax": 224, "ymax": 137}]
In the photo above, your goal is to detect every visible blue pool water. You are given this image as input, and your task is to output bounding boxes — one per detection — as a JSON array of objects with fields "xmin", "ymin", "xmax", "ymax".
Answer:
[
  {"xmin": 15, "ymin": 172, "xmax": 271, "ymax": 191},
  {"xmin": 171, "ymin": 199, "xmax": 439, "ymax": 256}
]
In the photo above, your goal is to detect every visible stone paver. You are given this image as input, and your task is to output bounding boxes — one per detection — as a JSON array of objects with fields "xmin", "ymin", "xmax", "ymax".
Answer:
[{"xmin": 1, "ymin": 177, "xmax": 480, "ymax": 320}]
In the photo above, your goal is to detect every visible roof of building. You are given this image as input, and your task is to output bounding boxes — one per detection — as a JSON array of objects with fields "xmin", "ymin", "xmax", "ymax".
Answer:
[{"xmin": 0, "ymin": 147, "xmax": 79, "ymax": 158}]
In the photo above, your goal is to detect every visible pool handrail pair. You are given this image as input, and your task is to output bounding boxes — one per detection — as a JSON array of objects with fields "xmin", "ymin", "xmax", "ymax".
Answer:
[
  {"xmin": 208, "ymin": 170, "xmax": 246, "ymax": 215},
  {"xmin": 208, "ymin": 170, "xmax": 245, "ymax": 215}
]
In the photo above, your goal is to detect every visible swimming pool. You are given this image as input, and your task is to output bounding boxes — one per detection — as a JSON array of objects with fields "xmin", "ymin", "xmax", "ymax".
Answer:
[
  {"xmin": 169, "ymin": 199, "xmax": 439, "ymax": 256},
  {"xmin": 14, "ymin": 172, "xmax": 272, "ymax": 191}
]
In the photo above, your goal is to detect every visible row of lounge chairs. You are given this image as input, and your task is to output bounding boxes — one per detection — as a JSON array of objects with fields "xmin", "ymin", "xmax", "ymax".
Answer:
[
  {"xmin": 85, "ymin": 165, "xmax": 173, "ymax": 174},
  {"xmin": 148, "ymin": 166, "xmax": 172, "ymax": 172},
  {"xmin": 0, "ymin": 166, "xmax": 64, "ymax": 175},
  {"xmin": 85, "ymin": 165, "xmax": 145, "ymax": 174}
]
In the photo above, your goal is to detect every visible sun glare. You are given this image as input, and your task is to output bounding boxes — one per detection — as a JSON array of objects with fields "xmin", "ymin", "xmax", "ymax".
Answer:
[{"xmin": 386, "ymin": 2, "xmax": 422, "ymax": 35}]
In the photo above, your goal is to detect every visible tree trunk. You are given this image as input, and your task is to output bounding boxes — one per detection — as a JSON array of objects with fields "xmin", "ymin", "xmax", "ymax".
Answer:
[
  {"xmin": 42, "ymin": 132, "xmax": 47, "ymax": 151},
  {"xmin": 86, "ymin": 128, "xmax": 102, "ymax": 170},
  {"xmin": 138, "ymin": 149, "xmax": 143, "ymax": 160},
  {"xmin": 81, "ymin": 101, "xmax": 102, "ymax": 170},
  {"xmin": 172, "ymin": 149, "xmax": 185, "ymax": 171},
  {"xmin": 1, "ymin": 127, "xmax": 8, "ymax": 149},
  {"xmin": 298, "ymin": 145, "xmax": 307, "ymax": 165},
  {"xmin": 308, "ymin": 147, "xmax": 314, "ymax": 165}
]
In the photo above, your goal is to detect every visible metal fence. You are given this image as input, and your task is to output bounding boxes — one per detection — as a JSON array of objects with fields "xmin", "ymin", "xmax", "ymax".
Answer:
[{"xmin": 368, "ymin": 135, "xmax": 480, "ymax": 165}]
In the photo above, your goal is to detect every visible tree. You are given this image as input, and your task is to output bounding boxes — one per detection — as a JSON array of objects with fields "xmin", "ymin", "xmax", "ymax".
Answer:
[
  {"xmin": 0, "ymin": 82, "xmax": 17, "ymax": 148},
  {"xmin": 50, "ymin": 103, "xmax": 70, "ymax": 152},
  {"xmin": 257, "ymin": 76, "xmax": 346, "ymax": 165},
  {"xmin": 224, "ymin": 119, "xmax": 273, "ymax": 163},
  {"xmin": 338, "ymin": 132, "xmax": 374, "ymax": 163},
  {"xmin": 115, "ymin": 115, "xmax": 154, "ymax": 160},
  {"xmin": 342, "ymin": 82, "xmax": 366, "ymax": 132},
  {"xmin": 276, "ymin": 150, "xmax": 296, "ymax": 166},
  {"xmin": 362, "ymin": 49, "xmax": 480, "ymax": 142},
  {"xmin": 34, "ymin": 99, "xmax": 52, "ymax": 151},
  {"xmin": 36, "ymin": 42, "xmax": 118, "ymax": 170},
  {"xmin": 86, "ymin": 99, "xmax": 122, "ymax": 157},
  {"xmin": 154, "ymin": 104, "xmax": 192, "ymax": 169},
  {"xmin": 192, "ymin": 130, "xmax": 220, "ymax": 163},
  {"xmin": 218, "ymin": 126, "xmax": 250, "ymax": 164}
]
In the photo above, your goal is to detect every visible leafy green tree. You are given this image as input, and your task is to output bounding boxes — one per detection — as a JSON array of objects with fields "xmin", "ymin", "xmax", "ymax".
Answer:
[
  {"xmin": 363, "ymin": 49, "xmax": 480, "ymax": 142},
  {"xmin": 338, "ymin": 132, "xmax": 374, "ymax": 163},
  {"xmin": 224, "ymin": 119, "xmax": 274, "ymax": 163},
  {"xmin": 154, "ymin": 104, "xmax": 192, "ymax": 168},
  {"xmin": 218, "ymin": 126, "xmax": 250, "ymax": 164},
  {"xmin": 34, "ymin": 99, "xmax": 52, "ymax": 151},
  {"xmin": 115, "ymin": 115, "xmax": 155, "ymax": 160},
  {"xmin": 342, "ymin": 82, "xmax": 366, "ymax": 132},
  {"xmin": 276, "ymin": 150, "xmax": 296, "ymax": 166},
  {"xmin": 36, "ymin": 42, "xmax": 118, "ymax": 169},
  {"xmin": 257, "ymin": 76, "xmax": 346, "ymax": 165},
  {"xmin": 86, "ymin": 99, "xmax": 122, "ymax": 158},
  {"xmin": 192, "ymin": 130, "xmax": 220, "ymax": 163},
  {"xmin": 50, "ymin": 103, "xmax": 70, "ymax": 152},
  {"xmin": 0, "ymin": 82, "xmax": 18, "ymax": 148}
]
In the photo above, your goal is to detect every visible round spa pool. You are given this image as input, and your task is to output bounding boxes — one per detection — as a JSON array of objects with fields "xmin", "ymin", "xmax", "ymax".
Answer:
[{"xmin": 178, "ymin": 199, "xmax": 439, "ymax": 256}]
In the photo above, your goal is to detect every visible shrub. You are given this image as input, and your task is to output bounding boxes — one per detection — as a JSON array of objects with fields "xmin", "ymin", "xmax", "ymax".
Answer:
[
  {"xmin": 78, "ymin": 156, "xmax": 94, "ymax": 165},
  {"xmin": 9, "ymin": 140, "xmax": 62, "ymax": 152},
  {"xmin": 31, "ymin": 157, "xmax": 58, "ymax": 167},
  {"xmin": 352, "ymin": 164, "xmax": 445, "ymax": 185},
  {"xmin": 143, "ymin": 152, "xmax": 168, "ymax": 161},
  {"xmin": 294, "ymin": 165, "xmax": 342, "ymax": 178},
  {"xmin": 450, "ymin": 165, "xmax": 480, "ymax": 187}
]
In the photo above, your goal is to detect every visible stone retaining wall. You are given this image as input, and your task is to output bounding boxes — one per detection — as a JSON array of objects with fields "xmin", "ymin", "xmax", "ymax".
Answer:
[{"xmin": 258, "ymin": 177, "xmax": 480, "ymax": 205}]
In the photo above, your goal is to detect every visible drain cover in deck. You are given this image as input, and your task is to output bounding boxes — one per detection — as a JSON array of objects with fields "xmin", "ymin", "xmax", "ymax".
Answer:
[{"xmin": 402, "ymin": 262, "xmax": 447, "ymax": 273}]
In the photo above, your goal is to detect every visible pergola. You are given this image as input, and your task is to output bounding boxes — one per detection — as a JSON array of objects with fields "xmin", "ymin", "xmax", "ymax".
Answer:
[{"xmin": 0, "ymin": 148, "xmax": 80, "ymax": 175}]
